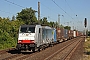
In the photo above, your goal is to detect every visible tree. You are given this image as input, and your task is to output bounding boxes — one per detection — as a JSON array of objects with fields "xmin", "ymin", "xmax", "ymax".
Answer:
[
  {"xmin": 42, "ymin": 17, "xmax": 48, "ymax": 24},
  {"xmin": 0, "ymin": 17, "xmax": 18, "ymax": 49},
  {"xmin": 12, "ymin": 15, "xmax": 15, "ymax": 21},
  {"xmin": 55, "ymin": 21, "xmax": 59, "ymax": 28},
  {"xmin": 60, "ymin": 24, "xmax": 64, "ymax": 28},
  {"xmin": 16, "ymin": 7, "xmax": 37, "ymax": 24},
  {"xmin": 64, "ymin": 26, "xmax": 71, "ymax": 30},
  {"xmin": 49, "ymin": 21, "xmax": 55, "ymax": 27},
  {"xmin": 39, "ymin": 17, "xmax": 49, "ymax": 25}
]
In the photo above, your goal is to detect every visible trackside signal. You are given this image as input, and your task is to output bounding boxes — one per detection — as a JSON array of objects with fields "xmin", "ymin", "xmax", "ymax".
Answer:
[{"xmin": 84, "ymin": 18, "xmax": 87, "ymax": 27}]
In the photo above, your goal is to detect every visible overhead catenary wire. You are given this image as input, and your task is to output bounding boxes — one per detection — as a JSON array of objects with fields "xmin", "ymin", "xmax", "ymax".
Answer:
[
  {"xmin": 0, "ymin": 10, "xmax": 12, "ymax": 14},
  {"xmin": 65, "ymin": 0, "xmax": 79, "ymax": 29},
  {"xmin": 0, "ymin": 9, "xmax": 17, "ymax": 16},
  {"xmin": 0, "ymin": 0, "xmax": 24, "ymax": 18},
  {"xmin": 40, "ymin": 13, "xmax": 56, "ymax": 22},
  {"xmin": 4, "ymin": 0, "xmax": 60, "ymax": 21},
  {"xmin": 3, "ymin": 0, "xmax": 67, "ymax": 23},
  {"xmin": 40, "ymin": 3, "xmax": 57, "ymax": 21},
  {"xmin": 51, "ymin": 0, "xmax": 73, "ymax": 19},
  {"xmin": 40, "ymin": 2, "xmax": 59, "ymax": 15},
  {"xmin": 4, "ymin": 0, "xmax": 25, "ymax": 8},
  {"xmin": 65, "ymin": 0, "xmax": 76, "ymax": 16},
  {"xmin": 4, "ymin": 0, "xmax": 55, "ymax": 21}
]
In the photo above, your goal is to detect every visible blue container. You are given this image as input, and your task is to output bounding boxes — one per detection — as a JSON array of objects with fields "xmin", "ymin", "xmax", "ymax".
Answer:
[{"xmin": 54, "ymin": 29, "xmax": 57, "ymax": 42}]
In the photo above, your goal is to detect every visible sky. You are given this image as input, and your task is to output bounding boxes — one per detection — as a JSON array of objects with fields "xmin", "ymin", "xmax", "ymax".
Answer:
[{"xmin": 0, "ymin": 0, "xmax": 90, "ymax": 31}]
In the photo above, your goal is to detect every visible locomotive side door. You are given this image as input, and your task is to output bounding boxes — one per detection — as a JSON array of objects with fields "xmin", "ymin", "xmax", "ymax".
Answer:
[{"xmin": 38, "ymin": 28, "xmax": 42, "ymax": 46}]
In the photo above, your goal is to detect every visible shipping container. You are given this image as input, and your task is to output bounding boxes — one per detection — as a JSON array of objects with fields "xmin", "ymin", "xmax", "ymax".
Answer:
[
  {"xmin": 78, "ymin": 31, "xmax": 83, "ymax": 36},
  {"xmin": 53, "ymin": 29, "xmax": 57, "ymax": 42},
  {"xmin": 63, "ymin": 29, "xmax": 68, "ymax": 40},
  {"xmin": 56, "ymin": 27, "xmax": 64, "ymax": 42},
  {"xmin": 73, "ymin": 30, "xmax": 76, "ymax": 37},
  {"xmin": 42, "ymin": 26, "xmax": 54, "ymax": 45},
  {"xmin": 68, "ymin": 30, "xmax": 73, "ymax": 39},
  {"xmin": 76, "ymin": 30, "xmax": 79, "ymax": 37}
]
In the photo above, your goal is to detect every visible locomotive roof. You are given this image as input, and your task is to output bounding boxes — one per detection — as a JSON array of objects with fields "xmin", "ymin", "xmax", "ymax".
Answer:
[
  {"xmin": 20, "ymin": 25, "xmax": 39, "ymax": 27},
  {"xmin": 42, "ymin": 26, "xmax": 52, "ymax": 29}
]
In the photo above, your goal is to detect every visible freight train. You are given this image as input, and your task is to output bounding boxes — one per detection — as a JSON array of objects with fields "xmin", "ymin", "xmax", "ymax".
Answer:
[{"xmin": 16, "ymin": 24, "xmax": 83, "ymax": 52}]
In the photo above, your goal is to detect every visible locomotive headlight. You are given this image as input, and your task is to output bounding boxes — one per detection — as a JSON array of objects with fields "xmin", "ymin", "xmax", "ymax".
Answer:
[
  {"xmin": 31, "ymin": 40, "xmax": 35, "ymax": 43},
  {"xmin": 18, "ymin": 40, "xmax": 22, "ymax": 43}
]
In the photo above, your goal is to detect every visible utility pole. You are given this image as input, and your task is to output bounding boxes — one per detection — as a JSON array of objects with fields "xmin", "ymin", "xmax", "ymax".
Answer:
[
  {"xmin": 73, "ymin": 23, "xmax": 74, "ymax": 30},
  {"xmin": 38, "ymin": 2, "xmax": 40, "ymax": 24},
  {"xmin": 58, "ymin": 14, "xmax": 60, "ymax": 27}
]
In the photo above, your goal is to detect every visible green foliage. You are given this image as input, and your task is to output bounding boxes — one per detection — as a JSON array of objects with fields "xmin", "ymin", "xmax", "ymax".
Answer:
[
  {"xmin": 39, "ymin": 17, "xmax": 56, "ymax": 27},
  {"xmin": 64, "ymin": 26, "xmax": 71, "ymax": 30},
  {"xmin": 85, "ymin": 37, "xmax": 90, "ymax": 53},
  {"xmin": 0, "ymin": 17, "xmax": 24, "ymax": 49},
  {"xmin": 12, "ymin": 15, "xmax": 15, "ymax": 21},
  {"xmin": 16, "ymin": 7, "xmax": 37, "ymax": 24}
]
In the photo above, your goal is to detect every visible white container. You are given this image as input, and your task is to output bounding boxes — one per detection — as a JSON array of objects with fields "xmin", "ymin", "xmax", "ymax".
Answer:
[{"xmin": 73, "ymin": 31, "xmax": 76, "ymax": 37}]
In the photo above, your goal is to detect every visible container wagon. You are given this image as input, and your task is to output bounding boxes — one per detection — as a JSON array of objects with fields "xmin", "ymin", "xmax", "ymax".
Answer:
[{"xmin": 41, "ymin": 26, "xmax": 54, "ymax": 47}]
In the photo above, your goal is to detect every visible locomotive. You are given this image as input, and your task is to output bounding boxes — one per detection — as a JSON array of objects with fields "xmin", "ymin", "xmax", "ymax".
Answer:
[{"xmin": 16, "ymin": 24, "xmax": 83, "ymax": 52}]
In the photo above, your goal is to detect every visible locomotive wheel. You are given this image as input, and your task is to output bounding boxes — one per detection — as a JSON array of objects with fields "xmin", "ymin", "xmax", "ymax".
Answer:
[
  {"xmin": 32, "ymin": 48, "xmax": 35, "ymax": 52},
  {"xmin": 17, "ymin": 49, "xmax": 21, "ymax": 53},
  {"xmin": 38, "ymin": 48, "xmax": 40, "ymax": 52}
]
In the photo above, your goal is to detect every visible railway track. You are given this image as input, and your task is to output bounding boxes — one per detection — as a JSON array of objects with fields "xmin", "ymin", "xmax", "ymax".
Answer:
[
  {"xmin": 0, "ymin": 48, "xmax": 15, "ymax": 55},
  {"xmin": 0, "ymin": 50, "xmax": 7, "ymax": 55},
  {"xmin": 44, "ymin": 37, "xmax": 83, "ymax": 60},
  {"xmin": 0, "ymin": 37, "xmax": 84, "ymax": 60},
  {"xmin": 64, "ymin": 38, "xmax": 82, "ymax": 60}
]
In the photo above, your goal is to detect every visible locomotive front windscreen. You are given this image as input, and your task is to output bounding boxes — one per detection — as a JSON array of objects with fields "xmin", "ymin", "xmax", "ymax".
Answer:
[
  {"xmin": 20, "ymin": 27, "xmax": 35, "ymax": 33},
  {"xmin": 28, "ymin": 27, "xmax": 35, "ymax": 33}
]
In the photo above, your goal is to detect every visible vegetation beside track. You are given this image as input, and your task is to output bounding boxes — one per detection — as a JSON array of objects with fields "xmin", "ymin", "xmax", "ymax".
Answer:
[{"xmin": 84, "ymin": 36, "xmax": 90, "ymax": 60}]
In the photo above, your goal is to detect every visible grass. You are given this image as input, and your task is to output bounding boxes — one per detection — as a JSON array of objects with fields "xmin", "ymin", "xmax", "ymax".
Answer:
[{"xmin": 84, "ymin": 36, "xmax": 90, "ymax": 60}]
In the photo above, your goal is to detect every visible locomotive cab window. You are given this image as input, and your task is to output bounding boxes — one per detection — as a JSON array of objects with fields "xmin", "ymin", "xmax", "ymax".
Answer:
[
  {"xmin": 20, "ymin": 27, "xmax": 35, "ymax": 33},
  {"xmin": 28, "ymin": 27, "xmax": 35, "ymax": 33},
  {"xmin": 20, "ymin": 27, "xmax": 27, "ymax": 33}
]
